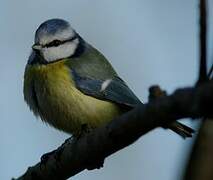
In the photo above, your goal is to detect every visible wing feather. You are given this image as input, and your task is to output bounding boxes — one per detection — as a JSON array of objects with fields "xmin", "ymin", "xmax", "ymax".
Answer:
[{"xmin": 72, "ymin": 70, "xmax": 141, "ymax": 107}]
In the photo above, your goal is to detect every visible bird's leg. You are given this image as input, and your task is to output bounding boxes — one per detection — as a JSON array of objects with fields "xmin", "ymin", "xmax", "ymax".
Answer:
[
  {"xmin": 81, "ymin": 123, "xmax": 92, "ymax": 134},
  {"xmin": 40, "ymin": 149, "xmax": 57, "ymax": 166},
  {"xmin": 75, "ymin": 123, "xmax": 92, "ymax": 139},
  {"xmin": 41, "ymin": 123, "xmax": 91, "ymax": 165},
  {"xmin": 40, "ymin": 136, "xmax": 75, "ymax": 167}
]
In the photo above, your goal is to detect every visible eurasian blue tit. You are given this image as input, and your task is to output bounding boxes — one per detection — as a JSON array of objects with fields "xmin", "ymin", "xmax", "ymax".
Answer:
[{"xmin": 24, "ymin": 19, "xmax": 194, "ymax": 138}]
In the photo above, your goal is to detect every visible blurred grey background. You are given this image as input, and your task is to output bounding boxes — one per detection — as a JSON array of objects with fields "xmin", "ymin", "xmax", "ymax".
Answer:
[{"xmin": 1, "ymin": 0, "xmax": 212, "ymax": 179}]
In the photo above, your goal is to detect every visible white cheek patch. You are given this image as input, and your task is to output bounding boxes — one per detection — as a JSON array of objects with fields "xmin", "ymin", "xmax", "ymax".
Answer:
[
  {"xmin": 101, "ymin": 79, "xmax": 112, "ymax": 92},
  {"xmin": 42, "ymin": 39, "xmax": 79, "ymax": 62}
]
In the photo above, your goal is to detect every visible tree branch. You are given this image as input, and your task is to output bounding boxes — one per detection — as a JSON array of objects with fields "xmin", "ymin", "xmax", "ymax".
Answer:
[{"xmin": 15, "ymin": 80, "xmax": 213, "ymax": 180}]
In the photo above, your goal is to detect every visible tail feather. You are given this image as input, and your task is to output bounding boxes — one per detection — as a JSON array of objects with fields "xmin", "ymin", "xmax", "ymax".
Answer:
[{"xmin": 168, "ymin": 121, "xmax": 195, "ymax": 139}]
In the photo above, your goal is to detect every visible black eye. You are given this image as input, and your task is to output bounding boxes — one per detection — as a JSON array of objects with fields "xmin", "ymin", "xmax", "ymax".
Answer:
[{"xmin": 45, "ymin": 40, "xmax": 62, "ymax": 47}]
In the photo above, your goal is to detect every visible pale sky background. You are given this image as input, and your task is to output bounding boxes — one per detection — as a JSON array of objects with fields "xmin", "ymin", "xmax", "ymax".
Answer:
[{"xmin": 1, "ymin": 0, "xmax": 213, "ymax": 180}]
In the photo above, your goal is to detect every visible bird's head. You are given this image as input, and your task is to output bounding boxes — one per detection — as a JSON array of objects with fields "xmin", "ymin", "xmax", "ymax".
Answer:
[{"xmin": 32, "ymin": 19, "xmax": 84, "ymax": 63}]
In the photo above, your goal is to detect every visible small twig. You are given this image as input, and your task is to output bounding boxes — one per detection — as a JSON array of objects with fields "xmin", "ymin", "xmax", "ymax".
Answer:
[
  {"xmin": 207, "ymin": 63, "xmax": 213, "ymax": 79},
  {"xmin": 197, "ymin": 0, "xmax": 208, "ymax": 84}
]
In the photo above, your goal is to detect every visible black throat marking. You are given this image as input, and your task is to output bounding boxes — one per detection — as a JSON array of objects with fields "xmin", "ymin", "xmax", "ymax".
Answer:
[
  {"xmin": 28, "ymin": 50, "xmax": 48, "ymax": 65},
  {"xmin": 70, "ymin": 34, "xmax": 85, "ymax": 58}
]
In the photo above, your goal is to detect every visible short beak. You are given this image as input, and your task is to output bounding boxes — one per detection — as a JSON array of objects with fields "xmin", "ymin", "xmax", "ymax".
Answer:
[{"xmin": 32, "ymin": 44, "xmax": 42, "ymax": 50}]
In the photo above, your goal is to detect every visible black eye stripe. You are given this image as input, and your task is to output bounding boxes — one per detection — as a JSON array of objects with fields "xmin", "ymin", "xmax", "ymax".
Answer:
[
  {"xmin": 45, "ymin": 40, "xmax": 61, "ymax": 47},
  {"xmin": 43, "ymin": 35, "xmax": 78, "ymax": 48}
]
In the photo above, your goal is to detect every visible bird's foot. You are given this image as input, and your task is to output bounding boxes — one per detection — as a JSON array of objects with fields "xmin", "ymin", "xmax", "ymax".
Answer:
[
  {"xmin": 75, "ymin": 124, "xmax": 92, "ymax": 139},
  {"xmin": 40, "ymin": 149, "xmax": 57, "ymax": 166}
]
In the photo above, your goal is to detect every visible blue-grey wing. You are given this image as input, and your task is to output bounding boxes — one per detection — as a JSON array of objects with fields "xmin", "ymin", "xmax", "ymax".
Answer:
[{"xmin": 72, "ymin": 70, "xmax": 141, "ymax": 107}]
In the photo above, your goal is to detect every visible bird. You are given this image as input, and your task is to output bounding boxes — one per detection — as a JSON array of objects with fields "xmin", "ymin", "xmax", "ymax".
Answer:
[{"xmin": 24, "ymin": 18, "xmax": 194, "ymax": 138}]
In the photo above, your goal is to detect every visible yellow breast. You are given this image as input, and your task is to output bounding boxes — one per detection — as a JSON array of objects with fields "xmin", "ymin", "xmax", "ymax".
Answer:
[{"xmin": 24, "ymin": 60, "xmax": 122, "ymax": 136}]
